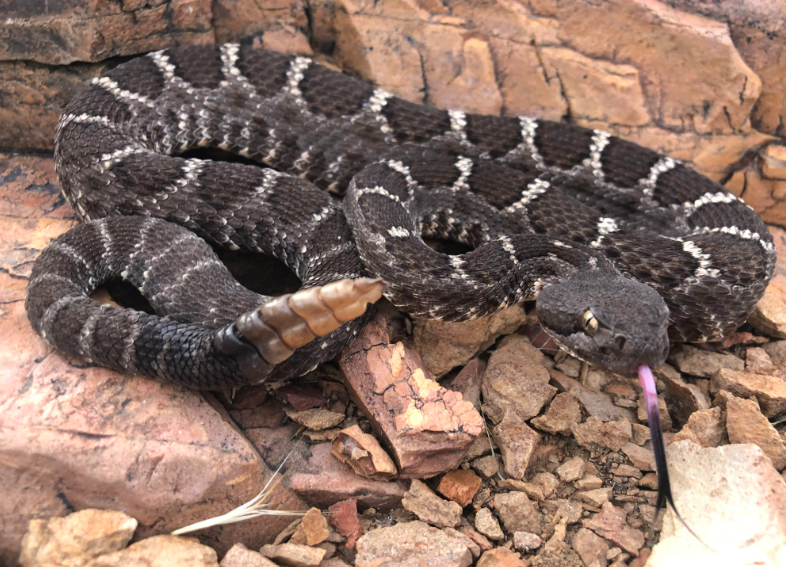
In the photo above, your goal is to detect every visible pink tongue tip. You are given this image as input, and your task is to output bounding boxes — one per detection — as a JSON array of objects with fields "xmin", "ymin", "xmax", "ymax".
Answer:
[{"xmin": 637, "ymin": 364, "xmax": 658, "ymax": 406}]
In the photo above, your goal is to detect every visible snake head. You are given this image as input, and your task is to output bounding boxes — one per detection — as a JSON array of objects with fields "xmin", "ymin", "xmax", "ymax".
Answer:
[{"xmin": 536, "ymin": 268, "xmax": 670, "ymax": 377}]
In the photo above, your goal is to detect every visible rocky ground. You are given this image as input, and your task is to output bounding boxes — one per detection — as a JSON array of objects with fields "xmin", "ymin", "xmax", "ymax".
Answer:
[
  {"xmin": 4, "ymin": 151, "xmax": 786, "ymax": 566},
  {"xmin": 4, "ymin": 1, "xmax": 786, "ymax": 566}
]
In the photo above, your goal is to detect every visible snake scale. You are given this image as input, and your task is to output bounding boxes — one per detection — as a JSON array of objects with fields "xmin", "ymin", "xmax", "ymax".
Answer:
[{"xmin": 26, "ymin": 44, "xmax": 775, "ymax": 389}]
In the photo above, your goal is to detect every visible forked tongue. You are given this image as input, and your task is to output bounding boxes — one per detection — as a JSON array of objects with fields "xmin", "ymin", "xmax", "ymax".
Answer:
[{"xmin": 637, "ymin": 364, "xmax": 704, "ymax": 544}]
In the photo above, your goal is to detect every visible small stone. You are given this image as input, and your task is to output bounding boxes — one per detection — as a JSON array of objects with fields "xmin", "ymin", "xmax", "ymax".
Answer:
[
  {"xmin": 472, "ymin": 455, "xmax": 500, "ymax": 479},
  {"xmin": 474, "ymin": 507, "xmax": 504, "ymax": 541},
  {"xmin": 575, "ymin": 474, "xmax": 604, "ymax": 490},
  {"xmin": 277, "ymin": 385, "xmax": 326, "ymax": 411},
  {"xmin": 19, "ymin": 509, "xmax": 138, "ymax": 567},
  {"xmin": 465, "ymin": 434, "xmax": 498, "ymax": 460},
  {"xmin": 746, "ymin": 347, "xmax": 776, "ymax": 374},
  {"xmin": 492, "ymin": 416, "xmax": 541, "ymax": 479},
  {"xmin": 658, "ymin": 365, "xmax": 710, "ymax": 426},
  {"xmin": 327, "ymin": 499, "xmax": 363, "ymax": 550},
  {"xmin": 762, "ymin": 340, "xmax": 786, "ymax": 366},
  {"xmin": 671, "ymin": 407, "xmax": 725, "ymax": 447},
  {"xmin": 632, "ymin": 423, "xmax": 651, "ymax": 445},
  {"xmin": 496, "ymin": 479, "xmax": 545, "ymax": 501},
  {"xmin": 710, "ymin": 368, "xmax": 786, "ymax": 418},
  {"xmin": 549, "ymin": 370, "xmax": 633, "ymax": 422},
  {"xmin": 531, "ymin": 392, "xmax": 583, "ymax": 435},
  {"xmin": 613, "ymin": 464, "xmax": 643, "ymax": 479},
  {"xmin": 575, "ymin": 488, "xmax": 612, "ymax": 507},
  {"xmin": 669, "ymin": 345, "xmax": 744, "ymax": 378},
  {"xmin": 482, "ymin": 335, "xmax": 557, "ymax": 422},
  {"xmin": 402, "ymin": 479, "xmax": 463, "ymax": 528},
  {"xmin": 583, "ymin": 502, "xmax": 645, "ymax": 555},
  {"xmin": 571, "ymin": 417, "xmax": 632, "ymax": 451},
  {"xmin": 438, "ymin": 470, "xmax": 483, "ymax": 507},
  {"xmin": 622, "ymin": 442, "xmax": 656, "ymax": 472},
  {"xmin": 443, "ymin": 527, "xmax": 482, "ymax": 559},
  {"xmin": 572, "ymin": 528, "xmax": 609, "ymax": 567},
  {"xmin": 476, "ymin": 547, "xmax": 526, "ymax": 567},
  {"xmin": 555, "ymin": 500, "xmax": 583, "ymax": 524},
  {"xmin": 458, "ymin": 522, "xmax": 494, "ymax": 554},
  {"xmin": 636, "ymin": 397, "xmax": 673, "ymax": 431},
  {"xmin": 260, "ymin": 543, "xmax": 326, "ymax": 567},
  {"xmin": 284, "ymin": 407, "xmax": 345, "ymax": 431},
  {"xmin": 555, "ymin": 356, "xmax": 582, "ymax": 378},
  {"xmin": 355, "ymin": 521, "xmax": 472, "ymax": 567},
  {"xmin": 531, "ymin": 472, "xmax": 560, "ymax": 499},
  {"xmin": 726, "ymin": 396, "xmax": 786, "ymax": 470},
  {"xmin": 495, "ymin": 492, "xmax": 542, "ymax": 535},
  {"xmin": 330, "ymin": 424, "xmax": 398, "ymax": 480},
  {"xmin": 289, "ymin": 508, "xmax": 330, "ymax": 547},
  {"xmin": 639, "ymin": 473, "xmax": 658, "ymax": 490},
  {"xmin": 556, "ymin": 456, "xmax": 586, "ymax": 482},
  {"xmin": 220, "ymin": 543, "xmax": 277, "ymax": 567},
  {"xmin": 749, "ymin": 283, "xmax": 786, "ymax": 339},
  {"xmin": 513, "ymin": 531, "xmax": 543, "ymax": 553}
]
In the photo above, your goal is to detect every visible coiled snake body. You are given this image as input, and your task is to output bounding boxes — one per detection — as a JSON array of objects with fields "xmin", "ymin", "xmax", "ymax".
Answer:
[{"xmin": 26, "ymin": 44, "xmax": 776, "ymax": 388}]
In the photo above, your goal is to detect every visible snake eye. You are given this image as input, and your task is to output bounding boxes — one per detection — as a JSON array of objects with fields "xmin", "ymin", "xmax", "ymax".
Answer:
[{"xmin": 582, "ymin": 310, "xmax": 598, "ymax": 336}]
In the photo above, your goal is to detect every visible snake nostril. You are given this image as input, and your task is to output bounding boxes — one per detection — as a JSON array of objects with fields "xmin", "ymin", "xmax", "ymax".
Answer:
[{"xmin": 614, "ymin": 334, "xmax": 627, "ymax": 351}]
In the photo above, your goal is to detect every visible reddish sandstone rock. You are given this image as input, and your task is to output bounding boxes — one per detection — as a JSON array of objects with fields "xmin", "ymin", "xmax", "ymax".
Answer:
[
  {"xmin": 402, "ymin": 479, "xmax": 463, "ymax": 529},
  {"xmin": 531, "ymin": 392, "xmax": 583, "ymax": 435},
  {"xmin": 339, "ymin": 317, "xmax": 484, "ymax": 478},
  {"xmin": 331, "ymin": 424, "xmax": 398, "ymax": 480},
  {"xmin": 571, "ymin": 417, "xmax": 633, "ymax": 452},
  {"xmin": 671, "ymin": 407, "xmax": 726, "ymax": 448},
  {"xmin": 220, "ymin": 543, "xmax": 277, "ymax": 567},
  {"xmin": 327, "ymin": 499, "xmax": 363, "ymax": 550},
  {"xmin": 492, "ymin": 416, "xmax": 541, "ymax": 480},
  {"xmin": 289, "ymin": 508, "xmax": 330, "ymax": 547},
  {"xmin": 437, "ymin": 470, "xmax": 483, "ymax": 508},
  {"xmin": 476, "ymin": 547, "xmax": 526, "ymax": 567},
  {"xmin": 710, "ymin": 368, "xmax": 786, "ymax": 418},
  {"xmin": 260, "ymin": 542, "xmax": 325, "ymax": 567}
]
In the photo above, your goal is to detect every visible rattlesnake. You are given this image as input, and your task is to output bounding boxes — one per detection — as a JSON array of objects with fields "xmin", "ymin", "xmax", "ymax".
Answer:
[{"xmin": 26, "ymin": 44, "xmax": 775, "ymax": 389}]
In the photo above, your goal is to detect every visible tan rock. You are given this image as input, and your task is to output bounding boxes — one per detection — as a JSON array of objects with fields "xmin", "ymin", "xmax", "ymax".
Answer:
[
  {"xmin": 583, "ymin": 502, "xmax": 644, "ymax": 555},
  {"xmin": 285, "ymin": 407, "xmax": 345, "ymax": 431},
  {"xmin": 220, "ymin": 543, "xmax": 278, "ymax": 567},
  {"xmin": 671, "ymin": 407, "xmax": 726, "ymax": 448},
  {"xmin": 339, "ymin": 318, "xmax": 483, "ymax": 478},
  {"xmin": 636, "ymin": 397, "xmax": 673, "ymax": 431},
  {"xmin": 531, "ymin": 473, "xmax": 560, "ymax": 500},
  {"xmin": 745, "ymin": 347, "xmax": 776, "ymax": 374},
  {"xmin": 622, "ymin": 442, "xmax": 656, "ymax": 472},
  {"xmin": 575, "ymin": 475, "xmax": 603, "ymax": 491},
  {"xmin": 476, "ymin": 547, "xmax": 526, "ymax": 567},
  {"xmin": 474, "ymin": 508, "xmax": 504, "ymax": 541},
  {"xmin": 495, "ymin": 492, "xmax": 542, "ymax": 535},
  {"xmin": 88, "ymin": 535, "xmax": 218, "ymax": 566},
  {"xmin": 330, "ymin": 424, "xmax": 398, "ymax": 480},
  {"xmin": 657, "ymin": 365, "xmax": 710, "ymax": 426},
  {"xmin": 289, "ymin": 508, "xmax": 329, "ymax": 547},
  {"xmin": 710, "ymin": 368, "xmax": 786, "ymax": 418},
  {"xmin": 749, "ymin": 282, "xmax": 786, "ymax": 339},
  {"xmin": 482, "ymin": 335, "xmax": 557, "ymax": 423},
  {"xmin": 572, "ymin": 527, "xmax": 609, "ymax": 567},
  {"xmin": 555, "ymin": 456, "xmax": 586, "ymax": 482},
  {"xmin": 437, "ymin": 470, "xmax": 483, "ymax": 508},
  {"xmin": 531, "ymin": 392, "xmax": 583, "ymax": 435},
  {"xmin": 762, "ymin": 339, "xmax": 786, "ymax": 366},
  {"xmin": 402, "ymin": 479, "xmax": 463, "ymax": 529},
  {"xmin": 575, "ymin": 488, "xmax": 612, "ymax": 508},
  {"xmin": 260, "ymin": 542, "xmax": 325, "ymax": 567},
  {"xmin": 513, "ymin": 531, "xmax": 542, "ymax": 553},
  {"xmin": 495, "ymin": 479, "xmax": 544, "ymax": 502},
  {"xmin": 355, "ymin": 521, "xmax": 472, "ymax": 567},
  {"xmin": 442, "ymin": 527, "xmax": 481, "ymax": 560},
  {"xmin": 669, "ymin": 345, "xmax": 744, "ymax": 378},
  {"xmin": 410, "ymin": 305, "xmax": 527, "ymax": 378},
  {"xmin": 327, "ymin": 499, "xmax": 363, "ymax": 550},
  {"xmin": 549, "ymin": 370, "xmax": 633, "ymax": 423},
  {"xmin": 555, "ymin": 500, "xmax": 583, "ymax": 524},
  {"xmin": 492, "ymin": 416, "xmax": 542, "ymax": 480},
  {"xmin": 648, "ymin": 441, "xmax": 786, "ymax": 566},
  {"xmin": 726, "ymin": 397, "xmax": 786, "ymax": 470},
  {"xmin": 571, "ymin": 417, "xmax": 633, "ymax": 452},
  {"xmin": 458, "ymin": 522, "xmax": 493, "ymax": 554},
  {"xmin": 472, "ymin": 455, "xmax": 500, "ymax": 480},
  {"xmin": 20, "ymin": 509, "xmax": 137, "ymax": 567}
]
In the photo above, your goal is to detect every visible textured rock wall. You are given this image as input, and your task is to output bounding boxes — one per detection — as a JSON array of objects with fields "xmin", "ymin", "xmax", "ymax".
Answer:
[{"xmin": 2, "ymin": 0, "xmax": 786, "ymax": 224}]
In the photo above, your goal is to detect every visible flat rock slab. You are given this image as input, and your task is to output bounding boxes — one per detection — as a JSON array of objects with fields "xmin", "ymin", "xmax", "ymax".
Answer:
[
  {"xmin": 647, "ymin": 441, "xmax": 786, "ymax": 566},
  {"xmin": 339, "ymin": 317, "xmax": 483, "ymax": 478},
  {"xmin": 0, "ymin": 154, "xmax": 305, "ymax": 565},
  {"xmin": 355, "ymin": 521, "xmax": 472, "ymax": 567}
]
